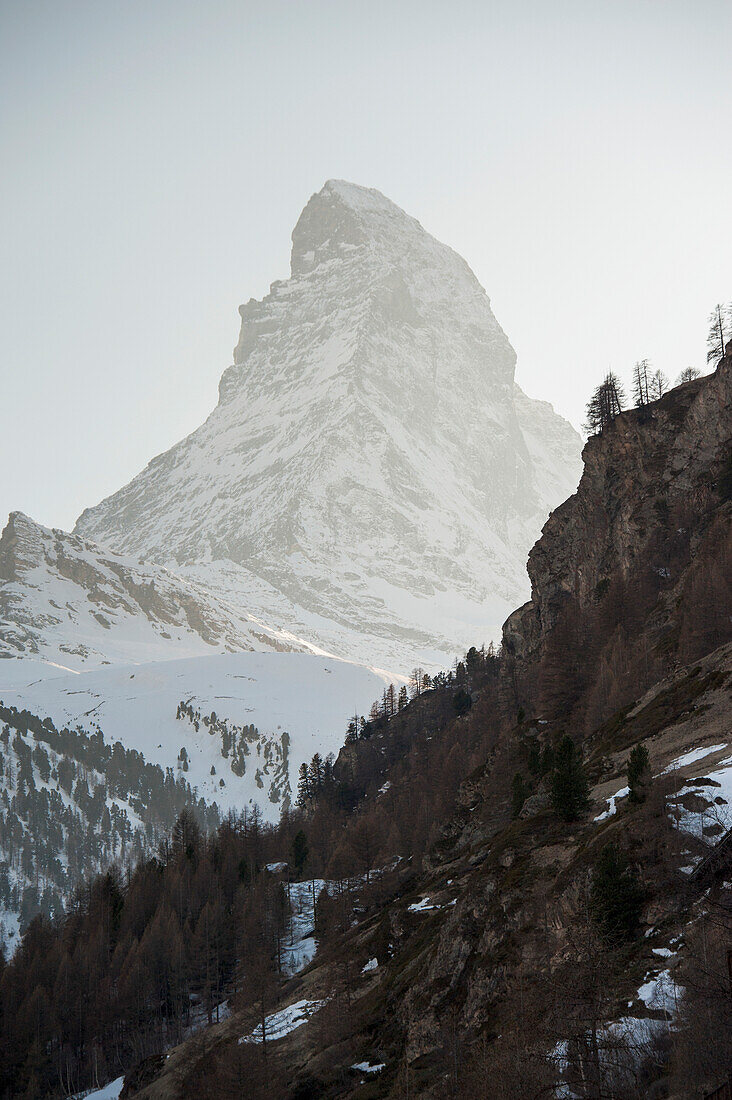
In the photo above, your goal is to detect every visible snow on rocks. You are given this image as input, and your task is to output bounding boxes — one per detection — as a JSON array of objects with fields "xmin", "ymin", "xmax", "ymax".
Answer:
[
  {"xmin": 407, "ymin": 895, "xmax": 456, "ymax": 913},
  {"xmin": 635, "ymin": 968, "xmax": 680, "ymax": 1013},
  {"xmin": 239, "ymin": 998, "xmax": 326, "ymax": 1044},
  {"xmin": 281, "ymin": 879, "xmax": 328, "ymax": 977},
  {"xmin": 552, "ymin": 967, "xmax": 682, "ymax": 1098},
  {"xmin": 594, "ymin": 786, "xmax": 630, "ymax": 822},
  {"xmin": 408, "ymin": 896, "xmax": 438, "ymax": 912},
  {"xmin": 352, "ymin": 1061, "xmax": 385, "ymax": 1074},
  {"xmin": 664, "ymin": 749, "xmax": 732, "ymax": 851},
  {"xmin": 0, "ymin": 511, "xmax": 320, "ymax": 672},
  {"xmin": 660, "ymin": 743, "xmax": 729, "ymax": 775}
]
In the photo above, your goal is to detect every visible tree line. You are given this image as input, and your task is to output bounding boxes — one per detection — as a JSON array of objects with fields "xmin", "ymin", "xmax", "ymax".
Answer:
[{"xmin": 584, "ymin": 300, "xmax": 730, "ymax": 435}]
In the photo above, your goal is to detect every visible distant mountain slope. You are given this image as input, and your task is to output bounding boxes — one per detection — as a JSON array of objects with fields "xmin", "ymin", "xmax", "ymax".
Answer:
[
  {"xmin": 0, "ymin": 651, "xmax": 391, "ymax": 824},
  {"xmin": 75, "ymin": 180, "xmax": 582, "ymax": 667},
  {"xmin": 0, "ymin": 695, "xmax": 220, "ymax": 948},
  {"xmin": 0, "ymin": 512, "xmax": 328, "ymax": 673}
]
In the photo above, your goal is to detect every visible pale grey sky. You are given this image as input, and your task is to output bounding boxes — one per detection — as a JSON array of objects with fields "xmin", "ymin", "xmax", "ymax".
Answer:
[{"xmin": 2, "ymin": 0, "xmax": 730, "ymax": 533}]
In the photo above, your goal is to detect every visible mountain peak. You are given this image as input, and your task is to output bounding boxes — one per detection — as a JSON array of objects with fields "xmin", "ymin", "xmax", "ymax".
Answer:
[
  {"xmin": 75, "ymin": 183, "xmax": 582, "ymax": 669},
  {"xmin": 290, "ymin": 179, "xmax": 421, "ymax": 276},
  {"xmin": 320, "ymin": 179, "xmax": 409, "ymax": 217}
]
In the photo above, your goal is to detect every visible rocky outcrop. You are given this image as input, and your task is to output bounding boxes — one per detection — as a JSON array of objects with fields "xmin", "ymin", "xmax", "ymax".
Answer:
[{"xmin": 502, "ymin": 350, "xmax": 732, "ymax": 722}]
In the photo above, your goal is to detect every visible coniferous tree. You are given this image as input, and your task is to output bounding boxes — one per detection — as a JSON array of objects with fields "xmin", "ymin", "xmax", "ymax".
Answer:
[
  {"xmin": 410, "ymin": 668, "xmax": 425, "ymax": 697},
  {"xmin": 590, "ymin": 842, "xmax": 643, "ymax": 942},
  {"xmin": 550, "ymin": 736, "xmax": 589, "ymax": 821},
  {"xmin": 296, "ymin": 762, "xmax": 309, "ymax": 808},
  {"xmin": 627, "ymin": 743, "xmax": 650, "ymax": 804},
  {"xmin": 631, "ymin": 359, "xmax": 651, "ymax": 407},
  {"xmin": 649, "ymin": 368, "xmax": 669, "ymax": 400},
  {"xmin": 171, "ymin": 807, "xmax": 201, "ymax": 861},
  {"xmin": 707, "ymin": 302, "xmax": 730, "ymax": 363},
  {"xmin": 584, "ymin": 372, "xmax": 625, "ymax": 435},
  {"xmin": 291, "ymin": 830, "xmax": 308, "ymax": 875},
  {"xmin": 452, "ymin": 689, "xmax": 472, "ymax": 716},
  {"xmin": 676, "ymin": 366, "xmax": 700, "ymax": 384},
  {"xmin": 344, "ymin": 716, "xmax": 359, "ymax": 744}
]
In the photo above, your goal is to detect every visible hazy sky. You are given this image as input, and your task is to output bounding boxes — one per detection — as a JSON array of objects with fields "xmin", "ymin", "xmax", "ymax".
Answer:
[{"xmin": 2, "ymin": 0, "xmax": 730, "ymax": 533}]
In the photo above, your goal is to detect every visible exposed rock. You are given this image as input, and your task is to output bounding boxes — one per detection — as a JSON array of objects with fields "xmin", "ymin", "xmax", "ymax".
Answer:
[
  {"xmin": 502, "ymin": 353, "xmax": 732, "ymax": 718},
  {"xmin": 0, "ymin": 511, "xmax": 317, "ymax": 669}
]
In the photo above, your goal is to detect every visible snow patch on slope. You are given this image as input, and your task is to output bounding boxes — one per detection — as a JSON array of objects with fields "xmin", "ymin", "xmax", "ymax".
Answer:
[{"xmin": 239, "ymin": 997, "xmax": 326, "ymax": 1044}]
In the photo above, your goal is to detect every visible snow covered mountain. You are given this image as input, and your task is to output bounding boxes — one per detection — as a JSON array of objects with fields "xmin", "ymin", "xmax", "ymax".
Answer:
[
  {"xmin": 75, "ymin": 180, "xmax": 582, "ymax": 668},
  {"xmin": 0, "ymin": 511, "xmax": 329, "ymax": 673}
]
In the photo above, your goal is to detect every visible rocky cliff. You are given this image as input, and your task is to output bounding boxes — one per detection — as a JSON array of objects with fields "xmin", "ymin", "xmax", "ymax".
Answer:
[{"xmin": 503, "ymin": 349, "xmax": 732, "ymax": 726}]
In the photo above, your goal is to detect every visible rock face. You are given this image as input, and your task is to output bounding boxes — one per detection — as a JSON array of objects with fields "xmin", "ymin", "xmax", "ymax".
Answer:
[
  {"xmin": 0, "ymin": 511, "xmax": 322, "ymax": 670},
  {"xmin": 502, "ymin": 350, "xmax": 732, "ymax": 722},
  {"xmin": 75, "ymin": 180, "xmax": 581, "ymax": 668}
]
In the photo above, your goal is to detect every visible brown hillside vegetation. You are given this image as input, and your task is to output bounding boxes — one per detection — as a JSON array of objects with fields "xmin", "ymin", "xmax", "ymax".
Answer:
[
  {"xmin": 133, "ymin": 641, "xmax": 731, "ymax": 1100},
  {"xmin": 0, "ymin": 353, "xmax": 730, "ymax": 1100},
  {"xmin": 123, "ymin": 354, "xmax": 732, "ymax": 1099}
]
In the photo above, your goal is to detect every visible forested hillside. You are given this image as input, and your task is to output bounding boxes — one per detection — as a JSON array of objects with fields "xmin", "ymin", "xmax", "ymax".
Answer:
[
  {"xmin": 0, "ymin": 701, "xmax": 220, "ymax": 949},
  {"xmin": 0, "ymin": 351, "xmax": 730, "ymax": 1100}
]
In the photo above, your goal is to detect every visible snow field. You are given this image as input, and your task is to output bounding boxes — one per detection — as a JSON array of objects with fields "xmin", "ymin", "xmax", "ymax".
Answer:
[{"xmin": 1, "ymin": 652, "xmax": 391, "ymax": 823}]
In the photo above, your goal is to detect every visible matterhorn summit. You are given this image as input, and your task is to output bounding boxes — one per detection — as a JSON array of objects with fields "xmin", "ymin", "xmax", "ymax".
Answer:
[{"xmin": 75, "ymin": 181, "xmax": 582, "ymax": 668}]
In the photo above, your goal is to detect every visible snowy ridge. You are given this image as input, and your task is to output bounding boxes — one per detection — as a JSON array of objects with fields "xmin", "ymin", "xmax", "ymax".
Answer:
[
  {"xmin": 75, "ymin": 180, "xmax": 582, "ymax": 668},
  {"xmin": 0, "ymin": 512, "xmax": 330, "ymax": 673}
]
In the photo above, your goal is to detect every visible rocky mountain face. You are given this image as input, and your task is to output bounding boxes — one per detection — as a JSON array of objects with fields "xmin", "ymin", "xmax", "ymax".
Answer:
[
  {"xmin": 0, "ymin": 511, "xmax": 322, "ymax": 671},
  {"xmin": 503, "ymin": 349, "xmax": 732, "ymax": 727},
  {"xmin": 75, "ymin": 180, "xmax": 582, "ymax": 669}
]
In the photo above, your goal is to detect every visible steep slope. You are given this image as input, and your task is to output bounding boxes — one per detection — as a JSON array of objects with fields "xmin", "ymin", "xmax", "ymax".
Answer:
[
  {"xmin": 0, "ymin": 512, "xmax": 328, "ymax": 673},
  {"xmin": 75, "ymin": 180, "xmax": 581, "ymax": 667},
  {"xmin": 503, "ymin": 350, "xmax": 732, "ymax": 727}
]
